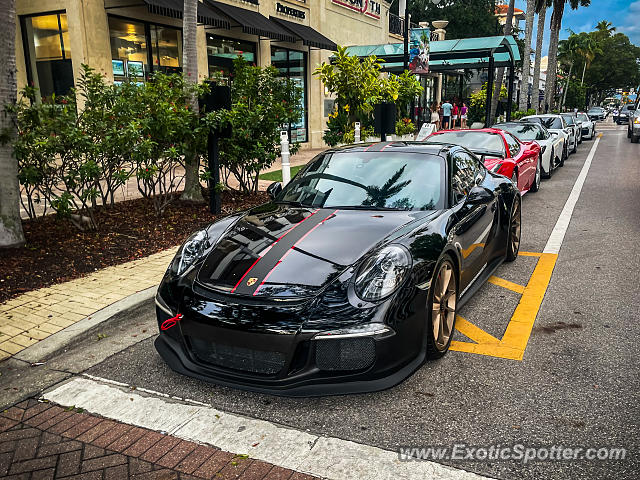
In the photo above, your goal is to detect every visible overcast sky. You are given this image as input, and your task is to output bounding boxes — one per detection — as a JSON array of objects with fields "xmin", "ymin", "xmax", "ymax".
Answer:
[{"xmin": 514, "ymin": 0, "xmax": 640, "ymax": 55}]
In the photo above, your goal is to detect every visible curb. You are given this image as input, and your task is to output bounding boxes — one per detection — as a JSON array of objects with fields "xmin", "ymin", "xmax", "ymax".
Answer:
[{"xmin": 13, "ymin": 285, "xmax": 158, "ymax": 364}]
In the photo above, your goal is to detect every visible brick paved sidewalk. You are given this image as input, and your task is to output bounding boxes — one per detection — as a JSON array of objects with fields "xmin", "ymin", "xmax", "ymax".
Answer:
[
  {"xmin": 0, "ymin": 248, "xmax": 177, "ymax": 362},
  {"xmin": 0, "ymin": 399, "xmax": 316, "ymax": 480}
]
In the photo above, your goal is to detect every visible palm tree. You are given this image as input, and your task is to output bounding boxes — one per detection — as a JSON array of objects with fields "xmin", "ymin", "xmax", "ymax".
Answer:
[
  {"xmin": 490, "ymin": 0, "xmax": 516, "ymax": 123},
  {"xmin": 0, "ymin": 0, "xmax": 25, "ymax": 247},
  {"xmin": 532, "ymin": 0, "xmax": 551, "ymax": 113},
  {"xmin": 544, "ymin": 0, "xmax": 591, "ymax": 111},
  {"xmin": 577, "ymin": 33, "xmax": 600, "ymax": 85},
  {"xmin": 558, "ymin": 31, "xmax": 581, "ymax": 109},
  {"xmin": 518, "ymin": 0, "xmax": 537, "ymax": 111},
  {"xmin": 595, "ymin": 20, "xmax": 615, "ymax": 36},
  {"xmin": 180, "ymin": 0, "xmax": 204, "ymax": 202}
]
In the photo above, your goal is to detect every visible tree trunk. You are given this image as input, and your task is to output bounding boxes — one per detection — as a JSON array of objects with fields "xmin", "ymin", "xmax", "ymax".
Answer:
[
  {"xmin": 519, "ymin": 0, "xmax": 536, "ymax": 111},
  {"xmin": 490, "ymin": 0, "xmax": 516, "ymax": 124},
  {"xmin": 0, "ymin": 0, "xmax": 25, "ymax": 248},
  {"xmin": 180, "ymin": 0, "xmax": 204, "ymax": 203},
  {"xmin": 561, "ymin": 62, "xmax": 573, "ymax": 110},
  {"xmin": 544, "ymin": 0, "xmax": 564, "ymax": 112},
  {"xmin": 532, "ymin": 6, "xmax": 546, "ymax": 113},
  {"xmin": 581, "ymin": 61, "xmax": 587, "ymax": 85}
]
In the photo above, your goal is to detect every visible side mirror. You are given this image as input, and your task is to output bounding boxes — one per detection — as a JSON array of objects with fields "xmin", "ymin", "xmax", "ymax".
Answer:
[
  {"xmin": 466, "ymin": 186, "xmax": 493, "ymax": 204},
  {"xmin": 267, "ymin": 182, "xmax": 282, "ymax": 200}
]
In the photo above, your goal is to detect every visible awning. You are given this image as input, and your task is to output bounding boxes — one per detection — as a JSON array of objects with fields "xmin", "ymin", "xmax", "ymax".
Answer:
[
  {"xmin": 269, "ymin": 17, "xmax": 337, "ymax": 51},
  {"xmin": 142, "ymin": 0, "xmax": 230, "ymax": 28},
  {"xmin": 205, "ymin": 1, "xmax": 296, "ymax": 43}
]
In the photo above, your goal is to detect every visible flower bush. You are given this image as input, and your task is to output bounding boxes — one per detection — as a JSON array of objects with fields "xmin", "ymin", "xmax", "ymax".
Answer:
[{"xmin": 395, "ymin": 118, "xmax": 415, "ymax": 136}]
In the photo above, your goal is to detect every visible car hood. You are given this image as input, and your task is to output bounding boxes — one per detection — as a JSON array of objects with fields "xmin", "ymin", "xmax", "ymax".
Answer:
[{"xmin": 196, "ymin": 203, "xmax": 433, "ymax": 298}]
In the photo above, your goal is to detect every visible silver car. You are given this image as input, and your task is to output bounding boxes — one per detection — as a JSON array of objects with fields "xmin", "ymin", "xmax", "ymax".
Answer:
[{"xmin": 628, "ymin": 99, "xmax": 639, "ymax": 143}]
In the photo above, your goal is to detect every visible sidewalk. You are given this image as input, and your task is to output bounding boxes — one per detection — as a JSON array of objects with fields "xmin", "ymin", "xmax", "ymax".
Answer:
[
  {"xmin": 0, "ymin": 398, "xmax": 315, "ymax": 479},
  {"xmin": 0, "ymin": 248, "xmax": 177, "ymax": 361}
]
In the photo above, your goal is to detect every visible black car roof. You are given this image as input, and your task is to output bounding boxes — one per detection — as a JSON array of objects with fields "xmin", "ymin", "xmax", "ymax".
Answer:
[{"xmin": 327, "ymin": 142, "xmax": 453, "ymax": 156}]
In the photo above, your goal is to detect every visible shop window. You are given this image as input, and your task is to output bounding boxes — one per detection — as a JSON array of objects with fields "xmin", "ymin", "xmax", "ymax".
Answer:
[
  {"xmin": 108, "ymin": 16, "xmax": 182, "ymax": 84},
  {"xmin": 207, "ymin": 35, "xmax": 256, "ymax": 79},
  {"xmin": 271, "ymin": 47, "xmax": 308, "ymax": 144},
  {"xmin": 21, "ymin": 12, "xmax": 73, "ymax": 98}
]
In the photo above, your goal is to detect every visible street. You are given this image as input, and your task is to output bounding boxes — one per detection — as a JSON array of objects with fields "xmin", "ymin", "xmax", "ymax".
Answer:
[{"xmin": 2, "ymin": 120, "xmax": 636, "ymax": 479}]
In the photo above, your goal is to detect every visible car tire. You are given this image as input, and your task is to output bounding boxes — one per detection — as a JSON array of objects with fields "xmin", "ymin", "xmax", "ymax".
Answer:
[
  {"xmin": 632, "ymin": 133, "xmax": 639, "ymax": 143},
  {"xmin": 530, "ymin": 157, "xmax": 541, "ymax": 192},
  {"xmin": 628, "ymin": 128, "xmax": 632, "ymax": 138},
  {"xmin": 560, "ymin": 144, "xmax": 567, "ymax": 166},
  {"xmin": 506, "ymin": 196, "xmax": 521, "ymax": 263},
  {"xmin": 572, "ymin": 138, "xmax": 578, "ymax": 153},
  {"xmin": 426, "ymin": 257, "xmax": 458, "ymax": 359}
]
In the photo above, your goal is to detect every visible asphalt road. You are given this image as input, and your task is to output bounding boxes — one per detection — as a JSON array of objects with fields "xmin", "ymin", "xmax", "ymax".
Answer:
[{"xmin": 19, "ymin": 121, "xmax": 640, "ymax": 479}]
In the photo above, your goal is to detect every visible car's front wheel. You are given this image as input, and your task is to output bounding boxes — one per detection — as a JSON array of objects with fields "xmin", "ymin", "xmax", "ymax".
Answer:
[
  {"xmin": 506, "ymin": 196, "xmax": 521, "ymax": 262},
  {"xmin": 426, "ymin": 258, "xmax": 457, "ymax": 359}
]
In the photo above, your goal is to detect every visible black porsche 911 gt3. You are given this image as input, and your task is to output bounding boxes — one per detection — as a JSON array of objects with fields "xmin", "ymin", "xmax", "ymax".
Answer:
[{"xmin": 155, "ymin": 142, "xmax": 521, "ymax": 396}]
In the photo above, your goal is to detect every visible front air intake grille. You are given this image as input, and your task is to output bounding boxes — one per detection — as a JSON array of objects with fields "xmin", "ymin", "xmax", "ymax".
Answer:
[
  {"xmin": 189, "ymin": 337, "xmax": 285, "ymax": 375},
  {"xmin": 315, "ymin": 337, "xmax": 376, "ymax": 371}
]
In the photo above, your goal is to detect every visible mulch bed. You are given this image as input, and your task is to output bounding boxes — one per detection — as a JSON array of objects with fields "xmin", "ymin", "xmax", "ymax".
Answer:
[{"xmin": 0, "ymin": 190, "xmax": 268, "ymax": 303}]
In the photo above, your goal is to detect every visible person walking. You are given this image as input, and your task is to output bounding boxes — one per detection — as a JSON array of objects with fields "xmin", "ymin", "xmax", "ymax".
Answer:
[
  {"xmin": 442, "ymin": 99, "xmax": 453, "ymax": 129},
  {"xmin": 460, "ymin": 102, "xmax": 468, "ymax": 129},
  {"xmin": 452, "ymin": 103, "xmax": 459, "ymax": 129},
  {"xmin": 430, "ymin": 103, "xmax": 440, "ymax": 131}
]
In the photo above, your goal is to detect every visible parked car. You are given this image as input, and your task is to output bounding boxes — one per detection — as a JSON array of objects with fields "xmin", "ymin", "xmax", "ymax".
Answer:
[
  {"xmin": 560, "ymin": 113, "xmax": 582, "ymax": 146},
  {"xmin": 628, "ymin": 99, "xmax": 639, "ymax": 143},
  {"xmin": 616, "ymin": 104, "xmax": 635, "ymax": 125},
  {"xmin": 493, "ymin": 121, "xmax": 564, "ymax": 177},
  {"xmin": 521, "ymin": 114, "xmax": 574, "ymax": 161},
  {"xmin": 424, "ymin": 128, "xmax": 541, "ymax": 194},
  {"xmin": 154, "ymin": 142, "xmax": 522, "ymax": 395},
  {"xmin": 575, "ymin": 112, "xmax": 596, "ymax": 140},
  {"xmin": 588, "ymin": 106, "xmax": 606, "ymax": 121}
]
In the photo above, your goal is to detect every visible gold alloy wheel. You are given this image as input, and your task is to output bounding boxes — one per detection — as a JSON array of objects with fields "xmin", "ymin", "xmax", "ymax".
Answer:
[{"xmin": 431, "ymin": 261, "xmax": 457, "ymax": 351}]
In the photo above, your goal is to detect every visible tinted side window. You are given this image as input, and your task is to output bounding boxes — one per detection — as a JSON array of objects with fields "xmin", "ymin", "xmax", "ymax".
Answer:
[
  {"xmin": 505, "ymin": 133, "xmax": 520, "ymax": 157},
  {"xmin": 451, "ymin": 152, "xmax": 479, "ymax": 204}
]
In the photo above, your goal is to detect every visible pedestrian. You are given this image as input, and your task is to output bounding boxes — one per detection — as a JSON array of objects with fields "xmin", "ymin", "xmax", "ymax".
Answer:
[
  {"xmin": 461, "ymin": 102, "xmax": 468, "ymax": 129},
  {"xmin": 442, "ymin": 99, "xmax": 453, "ymax": 129},
  {"xmin": 452, "ymin": 103, "xmax": 459, "ymax": 129},
  {"xmin": 430, "ymin": 103, "xmax": 440, "ymax": 131}
]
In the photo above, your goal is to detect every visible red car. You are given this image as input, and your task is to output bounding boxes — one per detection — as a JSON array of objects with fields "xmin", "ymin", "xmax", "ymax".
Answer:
[{"xmin": 424, "ymin": 128, "xmax": 541, "ymax": 195}]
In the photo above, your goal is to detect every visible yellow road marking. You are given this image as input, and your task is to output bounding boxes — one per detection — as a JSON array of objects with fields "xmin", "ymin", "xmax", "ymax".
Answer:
[
  {"xmin": 450, "ymin": 252, "xmax": 558, "ymax": 361},
  {"xmin": 517, "ymin": 251, "xmax": 542, "ymax": 257},
  {"xmin": 488, "ymin": 276, "xmax": 525, "ymax": 294}
]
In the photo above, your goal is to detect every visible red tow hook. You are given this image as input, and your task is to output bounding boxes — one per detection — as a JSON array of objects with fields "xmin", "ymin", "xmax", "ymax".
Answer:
[{"xmin": 161, "ymin": 313, "xmax": 183, "ymax": 331}]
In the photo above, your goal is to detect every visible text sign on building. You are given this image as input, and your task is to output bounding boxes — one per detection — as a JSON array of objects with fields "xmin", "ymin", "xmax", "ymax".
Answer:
[
  {"xmin": 332, "ymin": 0, "xmax": 381, "ymax": 20},
  {"xmin": 276, "ymin": 2, "xmax": 306, "ymax": 19}
]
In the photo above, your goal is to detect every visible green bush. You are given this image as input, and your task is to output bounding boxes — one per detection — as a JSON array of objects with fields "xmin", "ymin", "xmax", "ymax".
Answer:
[
  {"xmin": 512, "ymin": 108, "xmax": 536, "ymax": 120},
  {"xmin": 468, "ymin": 83, "xmax": 508, "ymax": 125},
  {"xmin": 395, "ymin": 118, "xmax": 415, "ymax": 136}
]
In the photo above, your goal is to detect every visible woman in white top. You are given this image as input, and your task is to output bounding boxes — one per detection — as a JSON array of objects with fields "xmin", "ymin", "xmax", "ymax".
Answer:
[{"xmin": 430, "ymin": 104, "xmax": 440, "ymax": 131}]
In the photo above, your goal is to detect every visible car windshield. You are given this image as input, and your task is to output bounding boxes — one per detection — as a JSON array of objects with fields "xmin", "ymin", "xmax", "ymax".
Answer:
[
  {"xmin": 561, "ymin": 115, "xmax": 575, "ymax": 125},
  {"xmin": 494, "ymin": 123, "xmax": 541, "ymax": 141},
  {"xmin": 588, "ymin": 108, "xmax": 602, "ymax": 113},
  {"xmin": 577, "ymin": 113, "xmax": 589, "ymax": 122},
  {"xmin": 425, "ymin": 131, "xmax": 505, "ymax": 153},
  {"xmin": 277, "ymin": 151, "xmax": 444, "ymax": 211},
  {"xmin": 524, "ymin": 116, "xmax": 564, "ymax": 129}
]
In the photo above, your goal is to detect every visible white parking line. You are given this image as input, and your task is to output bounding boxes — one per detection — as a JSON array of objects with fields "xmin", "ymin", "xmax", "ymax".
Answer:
[
  {"xmin": 44, "ymin": 376, "xmax": 491, "ymax": 480},
  {"xmin": 544, "ymin": 136, "xmax": 601, "ymax": 254}
]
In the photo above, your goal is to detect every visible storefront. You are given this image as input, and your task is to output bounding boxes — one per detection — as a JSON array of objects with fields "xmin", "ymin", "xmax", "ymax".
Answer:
[{"xmin": 15, "ymin": 0, "xmax": 400, "ymax": 148}]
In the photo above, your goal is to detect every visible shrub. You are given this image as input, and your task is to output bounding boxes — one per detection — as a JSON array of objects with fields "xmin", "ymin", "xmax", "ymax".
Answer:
[
  {"xmin": 395, "ymin": 118, "xmax": 415, "ymax": 136},
  {"xmin": 512, "ymin": 108, "xmax": 536, "ymax": 120}
]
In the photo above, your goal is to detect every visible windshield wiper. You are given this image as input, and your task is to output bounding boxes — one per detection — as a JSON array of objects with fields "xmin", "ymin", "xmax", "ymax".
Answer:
[
  {"xmin": 274, "ymin": 200, "xmax": 314, "ymax": 208},
  {"xmin": 327, "ymin": 205, "xmax": 404, "ymax": 211}
]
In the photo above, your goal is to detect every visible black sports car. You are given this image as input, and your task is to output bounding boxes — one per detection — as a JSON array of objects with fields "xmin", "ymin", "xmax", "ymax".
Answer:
[{"xmin": 155, "ymin": 142, "xmax": 521, "ymax": 396}]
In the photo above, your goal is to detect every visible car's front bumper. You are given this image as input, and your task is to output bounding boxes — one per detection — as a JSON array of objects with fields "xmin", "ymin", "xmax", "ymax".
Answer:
[{"xmin": 154, "ymin": 283, "xmax": 428, "ymax": 396}]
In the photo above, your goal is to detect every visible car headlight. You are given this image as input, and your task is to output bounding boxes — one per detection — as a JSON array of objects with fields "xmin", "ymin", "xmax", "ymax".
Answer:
[
  {"xmin": 171, "ymin": 229, "xmax": 212, "ymax": 276},
  {"xmin": 354, "ymin": 245, "xmax": 411, "ymax": 302}
]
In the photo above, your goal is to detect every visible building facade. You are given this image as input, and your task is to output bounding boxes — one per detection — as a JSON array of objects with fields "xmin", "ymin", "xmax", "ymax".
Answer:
[{"xmin": 15, "ymin": 0, "xmax": 401, "ymax": 148}]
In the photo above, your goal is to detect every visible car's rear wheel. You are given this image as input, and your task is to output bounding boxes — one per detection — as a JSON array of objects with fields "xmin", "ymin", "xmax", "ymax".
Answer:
[
  {"xmin": 426, "ymin": 258, "xmax": 457, "ymax": 359},
  {"xmin": 530, "ymin": 157, "xmax": 541, "ymax": 192},
  {"xmin": 560, "ymin": 143, "xmax": 567, "ymax": 166},
  {"xmin": 506, "ymin": 196, "xmax": 521, "ymax": 262}
]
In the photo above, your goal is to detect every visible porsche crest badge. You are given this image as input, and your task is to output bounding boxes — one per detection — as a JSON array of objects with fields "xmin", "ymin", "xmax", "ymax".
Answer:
[{"xmin": 247, "ymin": 277, "xmax": 258, "ymax": 287}]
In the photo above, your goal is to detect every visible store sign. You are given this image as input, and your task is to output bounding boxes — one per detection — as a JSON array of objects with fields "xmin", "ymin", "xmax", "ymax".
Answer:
[
  {"xmin": 408, "ymin": 28, "xmax": 429, "ymax": 74},
  {"xmin": 275, "ymin": 2, "xmax": 306, "ymax": 19},
  {"xmin": 331, "ymin": 0, "xmax": 381, "ymax": 20}
]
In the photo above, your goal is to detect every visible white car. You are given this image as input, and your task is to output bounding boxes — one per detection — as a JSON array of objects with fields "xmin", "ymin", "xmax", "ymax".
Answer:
[
  {"xmin": 521, "ymin": 114, "xmax": 575, "ymax": 161},
  {"xmin": 576, "ymin": 112, "xmax": 596, "ymax": 140},
  {"xmin": 493, "ymin": 121, "xmax": 565, "ymax": 177},
  {"xmin": 560, "ymin": 113, "xmax": 582, "ymax": 147}
]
